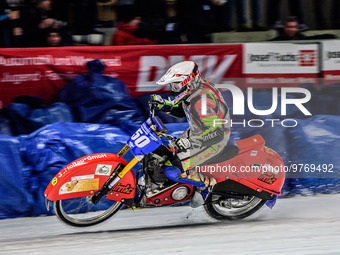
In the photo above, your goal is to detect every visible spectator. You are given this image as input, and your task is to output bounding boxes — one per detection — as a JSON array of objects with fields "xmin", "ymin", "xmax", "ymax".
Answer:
[
  {"xmin": 233, "ymin": 0, "xmax": 250, "ymax": 31},
  {"xmin": 212, "ymin": 0, "xmax": 265, "ymax": 32},
  {"xmin": 134, "ymin": 0, "xmax": 168, "ymax": 43},
  {"xmin": 176, "ymin": 0, "xmax": 216, "ymax": 43},
  {"xmin": 267, "ymin": 0, "xmax": 308, "ymax": 31},
  {"xmin": 270, "ymin": 16, "xmax": 306, "ymax": 41},
  {"xmin": 0, "ymin": 0, "xmax": 20, "ymax": 47},
  {"xmin": 19, "ymin": 0, "xmax": 68, "ymax": 47},
  {"xmin": 313, "ymin": 0, "xmax": 328, "ymax": 30},
  {"xmin": 234, "ymin": 0, "xmax": 265, "ymax": 31},
  {"xmin": 110, "ymin": 6, "xmax": 157, "ymax": 46},
  {"xmin": 314, "ymin": 0, "xmax": 340, "ymax": 30},
  {"xmin": 331, "ymin": 0, "xmax": 340, "ymax": 29},
  {"xmin": 210, "ymin": 0, "xmax": 233, "ymax": 32},
  {"xmin": 51, "ymin": 0, "xmax": 70, "ymax": 23},
  {"xmin": 249, "ymin": 0, "xmax": 266, "ymax": 31},
  {"xmin": 44, "ymin": 28, "xmax": 71, "ymax": 47},
  {"xmin": 71, "ymin": 0, "xmax": 98, "ymax": 35}
]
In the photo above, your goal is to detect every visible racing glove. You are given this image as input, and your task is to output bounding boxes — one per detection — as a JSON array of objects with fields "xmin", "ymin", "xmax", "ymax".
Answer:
[
  {"xmin": 149, "ymin": 94, "xmax": 175, "ymax": 112},
  {"xmin": 149, "ymin": 94, "xmax": 165, "ymax": 110},
  {"xmin": 175, "ymin": 138, "xmax": 191, "ymax": 152}
]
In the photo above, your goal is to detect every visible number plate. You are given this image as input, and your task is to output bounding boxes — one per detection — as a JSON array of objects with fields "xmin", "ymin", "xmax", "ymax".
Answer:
[{"xmin": 127, "ymin": 122, "xmax": 162, "ymax": 156}]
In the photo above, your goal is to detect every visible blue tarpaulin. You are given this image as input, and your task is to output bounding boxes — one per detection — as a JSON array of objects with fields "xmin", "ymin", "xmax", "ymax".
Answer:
[
  {"xmin": 287, "ymin": 115, "xmax": 340, "ymax": 194},
  {"xmin": 0, "ymin": 134, "xmax": 32, "ymax": 219},
  {"xmin": 58, "ymin": 59, "xmax": 144, "ymax": 126},
  {"xmin": 3, "ymin": 99, "xmax": 74, "ymax": 135},
  {"xmin": 311, "ymin": 84, "xmax": 340, "ymax": 116}
]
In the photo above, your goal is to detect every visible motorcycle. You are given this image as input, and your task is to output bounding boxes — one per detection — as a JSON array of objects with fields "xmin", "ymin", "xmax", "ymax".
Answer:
[{"xmin": 44, "ymin": 104, "xmax": 285, "ymax": 227}]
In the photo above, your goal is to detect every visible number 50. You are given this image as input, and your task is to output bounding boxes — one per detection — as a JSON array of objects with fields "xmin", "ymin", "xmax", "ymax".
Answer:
[{"xmin": 131, "ymin": 128, "xmax": 150, "ymax": 148}]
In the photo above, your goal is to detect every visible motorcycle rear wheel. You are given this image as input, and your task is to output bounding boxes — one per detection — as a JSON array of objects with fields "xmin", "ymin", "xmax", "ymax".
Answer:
[
  {"xmin": 54, "ymin": 197, "xmax": 122, "ymax": 227},
  {"xmin": 204, "ymin": 196, "xmax": 266, "ymax": 220}
]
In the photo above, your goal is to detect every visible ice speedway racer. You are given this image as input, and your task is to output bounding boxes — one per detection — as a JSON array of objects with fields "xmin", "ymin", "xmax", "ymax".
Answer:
[{"xmin": 44, "ymin": 103, "xmax": 286, "ymax": 227}]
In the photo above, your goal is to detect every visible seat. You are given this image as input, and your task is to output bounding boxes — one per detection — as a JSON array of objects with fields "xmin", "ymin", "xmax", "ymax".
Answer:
[{"xmin": 203, "ymin": 139, "xmax": 239, "ymax": 165}]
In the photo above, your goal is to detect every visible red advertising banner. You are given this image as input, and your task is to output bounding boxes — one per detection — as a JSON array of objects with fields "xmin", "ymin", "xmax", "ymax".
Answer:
[{"xmin": 0, "ymin": 44, "xmax": 243, "ymax": 107}]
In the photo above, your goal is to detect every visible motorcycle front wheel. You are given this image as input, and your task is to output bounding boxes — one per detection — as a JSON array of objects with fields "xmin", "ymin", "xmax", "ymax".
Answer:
[
  {"xmin": 54, "ymin": 197, "xmax": 122, "ymax": 227},
  {"xmin": 204, "ymin": 195, "xmax": 266, "ymax": 220}
]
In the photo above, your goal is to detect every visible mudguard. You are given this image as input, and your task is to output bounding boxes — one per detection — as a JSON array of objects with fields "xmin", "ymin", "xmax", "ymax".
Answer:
[
  {"xmin": 205, "ymin": 135, "xmax": 285, "ymax": 196},
  {"xmin": 44, "ymin": 153, "xmax": 136, "ymax": 202},
  {"xmin": 234, "ymin": 135, "xmax": 285, "ymax": 195}
]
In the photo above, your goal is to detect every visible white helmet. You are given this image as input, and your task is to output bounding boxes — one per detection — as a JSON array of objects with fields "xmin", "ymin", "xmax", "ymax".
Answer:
[{"xmin": 156, "ymin": 61, "xmax": 201, "ymax": 93}]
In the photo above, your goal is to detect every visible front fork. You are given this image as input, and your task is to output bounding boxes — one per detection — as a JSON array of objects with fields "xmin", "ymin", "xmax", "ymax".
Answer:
[{"xmin": 91, "ymin": 157, "xmax": 140, "ymax": 204}]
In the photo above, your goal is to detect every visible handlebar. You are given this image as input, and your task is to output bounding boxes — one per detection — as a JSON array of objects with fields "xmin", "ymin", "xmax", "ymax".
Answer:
[
  {"xmin": 148, "ymin": 102, "xmax": 177, "ymax": 151},
  {"xmin": 148, "ymin": 103, "xmax": 170, "ymax": 136},
  {"xmin": 149, "ymin": 103, "xmax": 155, "ymax": 119}
]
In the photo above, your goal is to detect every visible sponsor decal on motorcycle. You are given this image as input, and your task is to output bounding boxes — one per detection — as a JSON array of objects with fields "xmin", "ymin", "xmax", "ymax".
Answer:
[
  {"xmin": 250, "ymin": 151, "xmax": 258, "ymax": 156},
  {"xmin": 59, "ymin": 154, "xmax": 109, "ymax": 178},
  {"xmin": 257, "ymin": 172, "xmax": 277, "ymax": 185},
  {"xmin": 52, "ymin": 177, "xmax": 58, "ymax": 186},
  {"xmin": 112, "ymin": 183, "xmax": 134, "ymax": 195},
  {"xmin": 250, "ymin": 164, "xmax": 262, "ymax": 171},
  {"xmin": 117, "ymin": 144, "xmax": 130, "ymax": 158},
  {"xmin": 59, "ymin": 178, "xmax": 99, "ymax": 195},
  {"xmin": 68, "ymin": 154, "xmax": 108, "ymax": 170},
  {"xmin": 71, "ymin": 174, "xmax": 95, "ymax": 181},
  {"xmin": 263, "ymin": 163, "xmax": 279, "ymax": 174},
  {"xmin": 95, "ymin": 164, "xmax": 112, "ymax": 176},
  {"xmin": 263, "ymin": 146, "xmax": 277, "ymax": 156}
]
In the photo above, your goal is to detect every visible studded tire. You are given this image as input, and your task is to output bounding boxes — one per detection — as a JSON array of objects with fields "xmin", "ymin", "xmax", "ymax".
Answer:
[{"xmin": 204, "ymin": 196, "xmax": 266, "ymax": 221}]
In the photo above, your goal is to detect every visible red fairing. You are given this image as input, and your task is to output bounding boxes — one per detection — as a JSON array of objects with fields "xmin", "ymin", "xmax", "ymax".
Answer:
[
  {"xmin": 202, "ymin": 135, "xmax": 285, "ymax": 195},
  {"xmin": 106, "ymin": 170, "xmax": 136, "ymax": 202},
  {"xmin": 44, "ymin": 153, "xmax": 136, "ymax": 201}
]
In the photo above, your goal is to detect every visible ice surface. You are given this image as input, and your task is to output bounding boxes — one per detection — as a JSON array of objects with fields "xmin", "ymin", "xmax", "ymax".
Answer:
[{"xmin": 1, "ymin": 194, "xmax": 340, "ymax": 255}]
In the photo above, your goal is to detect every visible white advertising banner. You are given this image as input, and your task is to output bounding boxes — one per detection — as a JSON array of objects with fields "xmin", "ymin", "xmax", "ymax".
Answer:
[
  {"xmin": 322, "ymin": 40, "xmax": 340, "ymax": 71},
  {"xmin": 321, "ymin": 40, "xmax": 340, "ymax": 85},
  {"xmin": 244, "ymin": 43, "xmax": 318, "ymax": 74},
  {"xmin": 243, "ymin": 43, "xmax": 319, "ymax": 86}
]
